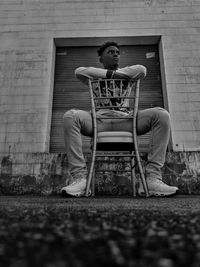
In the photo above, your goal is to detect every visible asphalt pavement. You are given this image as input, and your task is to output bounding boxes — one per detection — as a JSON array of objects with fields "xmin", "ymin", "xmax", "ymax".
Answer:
[{"xmin": 0, "ymin": 195, "xmax": 200, "ymax": 267}]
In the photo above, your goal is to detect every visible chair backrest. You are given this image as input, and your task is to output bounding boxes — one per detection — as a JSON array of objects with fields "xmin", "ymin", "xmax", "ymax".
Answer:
[
  {"xmin": 89, "ymin": 78, "xmax": 140, "ymax": 120},
  {"xmin": 88, "ymin": 79, "xmax": 141, "ymax": 150}
]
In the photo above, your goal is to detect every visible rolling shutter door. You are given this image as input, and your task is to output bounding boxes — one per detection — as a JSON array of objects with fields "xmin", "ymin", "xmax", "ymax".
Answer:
[{"xmin": 50, "ymin": 45, "xmax": 163, "ymax": 153}]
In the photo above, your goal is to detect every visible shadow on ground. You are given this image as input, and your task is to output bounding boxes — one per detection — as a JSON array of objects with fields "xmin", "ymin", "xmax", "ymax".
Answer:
[{"xmin": 0, "ymin": 196, "xmax": 200, "ymax": 267}]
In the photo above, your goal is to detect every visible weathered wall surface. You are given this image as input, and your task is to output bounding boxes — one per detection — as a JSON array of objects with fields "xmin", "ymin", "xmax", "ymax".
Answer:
[
  {"xmin": 0, "ymin": 0, "xmax": 200, "ymax": 194},
  {"xmin": 0, "ymin": 0, "xmax": 200, "ymax": 153},
  {"xmin": 1, "ymin": 152, "xmax": 200, "ymax": 195}
]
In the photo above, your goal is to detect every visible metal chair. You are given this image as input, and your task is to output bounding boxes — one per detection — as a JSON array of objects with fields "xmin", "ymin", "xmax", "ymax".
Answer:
[{"xmin": 85, "ymin": 78, "xmax": 149, "ymax": 197}]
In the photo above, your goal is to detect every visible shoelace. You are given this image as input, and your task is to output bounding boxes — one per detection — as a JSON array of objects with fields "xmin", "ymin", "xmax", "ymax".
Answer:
[
  {"xmin": 70, "ymin": 181, "xmax": 78, "ymax": 186},
  {"xmin": 70, "ymin": 176, "xmax": 86, "ymax": 185},
  {"xmin": 155, "ymin": 179, "xmax": 164, "ymax": 184},
  {"xmin": 149, "ymin": 178, "xmax": 165, "ymax": 185}
]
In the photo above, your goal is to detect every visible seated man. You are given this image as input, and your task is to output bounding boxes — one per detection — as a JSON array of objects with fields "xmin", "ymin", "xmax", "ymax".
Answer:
[{"xmin": 61, "ymin": 41, "xmax": 178, "ymax": 197}]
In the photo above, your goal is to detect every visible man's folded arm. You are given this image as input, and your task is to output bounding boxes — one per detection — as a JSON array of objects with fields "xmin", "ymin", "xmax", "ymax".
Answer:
[
  {"xmin": 75, "ymin": 65, "xmax": 147, "ymax": 85},
  {"xmin": 118, "ymin": 65, "xmax": 147, "ymax": 81},
  {"xmin": 75, "ymin": 67, "xmax": 107, "ymax": 85}
]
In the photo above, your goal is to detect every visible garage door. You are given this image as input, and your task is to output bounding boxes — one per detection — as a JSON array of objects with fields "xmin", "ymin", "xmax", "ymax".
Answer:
[{"xmin": 50, "ymin": 45, "xmax": 163, "ymax": 153}]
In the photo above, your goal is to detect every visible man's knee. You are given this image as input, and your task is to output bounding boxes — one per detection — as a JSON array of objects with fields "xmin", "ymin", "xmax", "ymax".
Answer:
[
  {"xmin": 63, "ymin": 109, "xmax": 92, "ymax": 135},
  {"xmin": 63, "ymin": 109, "xmax": 80, "ymax": 128},
  {"xmin": 63, "ymin": 109, "xmax": 79, "ymax": 118},
  {"xmin": 154, "ymin": 107, "xmax": 170, "ymax": 128}
]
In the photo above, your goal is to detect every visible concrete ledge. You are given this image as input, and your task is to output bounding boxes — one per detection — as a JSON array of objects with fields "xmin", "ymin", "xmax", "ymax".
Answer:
[{"xmin": 0, "ymin": 152, "xmax": 200, "ymax": 195}]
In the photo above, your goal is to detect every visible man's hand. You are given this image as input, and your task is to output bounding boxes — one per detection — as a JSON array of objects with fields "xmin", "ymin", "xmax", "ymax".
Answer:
[{"xmin": 106, "ymin": 69, "xmax": 130, "ymax": 80}]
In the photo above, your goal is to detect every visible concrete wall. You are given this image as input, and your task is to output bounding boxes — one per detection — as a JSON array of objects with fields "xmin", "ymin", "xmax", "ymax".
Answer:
[
  {"xmin": 0, "ymin": 0, "xmax": 200, "ymax": 194},
  {"xmin": 0, "ymin": 0, "xmax": 200, "ymax": 153}
]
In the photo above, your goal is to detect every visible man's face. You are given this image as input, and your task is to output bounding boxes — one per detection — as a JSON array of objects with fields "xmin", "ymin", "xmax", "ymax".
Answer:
[{"xmin": 100, "ymin": 45, "xmax": 120, "ymax": 69}]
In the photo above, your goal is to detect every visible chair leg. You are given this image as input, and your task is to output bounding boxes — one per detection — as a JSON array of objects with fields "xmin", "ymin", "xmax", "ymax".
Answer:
[
  {"xmin": 137, "ymin": 156, "xmax": 149, "ymax": 197},
  {"xmin": 131, "ymin": 157, "xmax": 136, "ymax": 197},
  {"xmin": 92, "ymin": 168, "xmax": 95, "ymax": 196},
  {"xmin": 85, "ymin": 146, "xmax": 96, "ymax": 197}
]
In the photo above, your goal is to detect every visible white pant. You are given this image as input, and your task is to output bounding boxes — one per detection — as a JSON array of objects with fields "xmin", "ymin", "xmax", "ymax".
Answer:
[{"xmin": 63, "ymin": 107, "xmax": 171, "ymax": 179}]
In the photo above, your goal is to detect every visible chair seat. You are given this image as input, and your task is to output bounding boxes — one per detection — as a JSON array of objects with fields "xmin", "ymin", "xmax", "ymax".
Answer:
[{"xmin": 97, "ymin": 131, "xmax": 133, "ymax": 143}]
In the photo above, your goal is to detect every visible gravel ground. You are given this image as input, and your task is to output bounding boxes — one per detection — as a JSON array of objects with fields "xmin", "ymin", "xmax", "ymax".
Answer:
[{"xmin": 0, "ymin": 195, "xmax": 200, "ymax": 267}]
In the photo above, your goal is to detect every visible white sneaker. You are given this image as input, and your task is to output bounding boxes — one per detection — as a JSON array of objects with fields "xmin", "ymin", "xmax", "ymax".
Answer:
[
  {"xmin": 61, "ymin": 173, "xmax": 88, "ymax": 197},
  {"xmin": 138, "ymin": 176, "xmax": 178, "ymax": 197}
]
